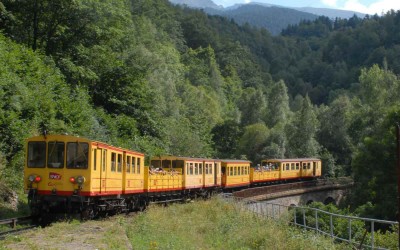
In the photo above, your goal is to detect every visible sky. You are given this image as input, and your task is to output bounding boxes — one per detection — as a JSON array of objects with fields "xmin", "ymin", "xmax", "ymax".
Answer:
[{"xmin": 212, "ymin": 0, "xmax": 400, "ymax": 15}]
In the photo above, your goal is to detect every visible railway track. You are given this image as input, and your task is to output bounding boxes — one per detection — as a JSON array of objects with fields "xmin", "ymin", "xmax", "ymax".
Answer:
[{"xmin": 0, "ymin": 216, "xmax": 38, "ymax": 239}]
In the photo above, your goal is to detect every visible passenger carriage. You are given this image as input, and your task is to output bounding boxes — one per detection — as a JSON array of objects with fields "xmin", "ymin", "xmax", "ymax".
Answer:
[
  {"xmin": 221, "ymin": 159, "xmax": 251, "ymax": 189},
  {"xmin": 259, "ymin": 158, "xmax": 322, "ymax": 182},
  {"xmin": 148, "ymin": 156, "xmax": 221, "ymax": 200}
]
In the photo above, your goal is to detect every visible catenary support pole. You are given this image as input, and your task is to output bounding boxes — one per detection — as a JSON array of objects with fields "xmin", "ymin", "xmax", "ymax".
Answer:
[{"xmin": 397, "ymin": 124, "xmax": 400, "ymax": 249}]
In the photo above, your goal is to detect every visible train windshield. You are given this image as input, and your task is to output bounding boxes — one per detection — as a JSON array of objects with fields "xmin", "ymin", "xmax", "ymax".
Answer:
[
  {"xmin": 67, "ymin": 142, "xmax": 89, "ymax": 169},
  {"xmin": 27, "ymin": 142, "xmax": 46, "ymax": 168},
  {"xmin": 47, "ymin": 142, "xmax": 65, "ymax": 168}
]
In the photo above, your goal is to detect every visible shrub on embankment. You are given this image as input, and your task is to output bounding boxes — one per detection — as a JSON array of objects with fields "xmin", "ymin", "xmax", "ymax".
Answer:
[{"xmin": 1, "ymin": 197, "xmax": 348, "ymax": 249}]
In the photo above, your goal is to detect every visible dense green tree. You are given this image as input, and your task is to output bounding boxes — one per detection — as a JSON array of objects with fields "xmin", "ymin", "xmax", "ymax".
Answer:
[
  {"xmin": 350, "ymin": 109, "xmax": 399, "ymax": 220},
  {"xmin": 286, "ymin": 95, "xmax": 320, "ymax": 158},
  {"xmin": 237, "ymin": 123, "xmax": 269, "ymax": 162},
  {"xmin": 317, "ymin": 95, "xmax": 353, "ymax": 173},
  {"xmin": 265, "ymin": 80, "xmax": 291, "ymax": 128},
  {"xmin": 239, "ymin": 87, "xmax": 267, "ymax": 126},
  {"xmin": 211, "ymin": 120, "xmax": 242, "ymax": 159}
]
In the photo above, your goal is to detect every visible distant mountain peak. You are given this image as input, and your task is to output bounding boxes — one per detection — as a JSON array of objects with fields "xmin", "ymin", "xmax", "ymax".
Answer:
[
  {"xmin": 168, "ymin": 0, "xmax": 366, "ymax": 35},
  {"xmin": 169, "ymin": 0, "xmax": 223, "ymax": 9}
]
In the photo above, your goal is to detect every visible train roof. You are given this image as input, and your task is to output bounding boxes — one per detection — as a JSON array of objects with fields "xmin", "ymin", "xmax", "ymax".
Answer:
[
  {"xmin": 262, "ymin": 158, "xmax": 321, "ymax": 162},
  {"xmin": 26, "ymin": 134, "xmax": 144, "ymax": 156},
  {"xmin": 220, "ymin": 159, "xmax": 252, "ymax": 164},
  {"xmin": 150, "ymin": 155, "xmax": 221, "ymax": 162}
]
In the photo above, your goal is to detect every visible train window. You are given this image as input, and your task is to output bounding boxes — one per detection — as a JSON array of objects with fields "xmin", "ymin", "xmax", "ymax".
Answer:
[
  {"xmin": 285, "ymin": 164, "xmax": 289, "ymax": 171},
  {"xmin": 137, "ymin": 158, "xmax": 141, "ymax": 174},
  {"xmin": 199, "ymin": 163, "xmax": 203, "ymax": 175},
  {"xmin": 162, "ymin": 160, "xmax": 171, "ymax": 169},
  {"xmin": 215, "ymin": 163, "xmax": 219, "ymax": 174},
  {"xmin": 205, "ymin": 164, "xmax": 208, "ymax": 174},
  {"xmin": 102, "ymin": 150, "xmax": 107, "ymax": 172},
  {"xmin": 229, "ymin": 167, "xmax": 233, "ymax": 176},
  {"xmin": 66, "ymin": 142, "xmax": 88, "ymax": 169},
  {"xmin": 132, "ymin": 157, "xmax": 136, "ymax": 173},
  {"xmin": 210, "ymin": 164, "xmax": 213, "ymax": 175},
  {"xmin": 47, "ymin": 142, "xmax": 65, "ymax": 168},
  {"xmin": 117, "ymin": 154, "xmax": 122, "ymax": 172},
  {"xmin": 190, "ymin": 163, "xmax": 193, "ymax": 175},
  {"xmin": 126, "ymin": 156, "xmax": 131, "ymax": 173},
  {"xmin": 195, "ymin": 163, "xmax": 198, "ymax": 175},
  {"xmin": 186, "ymin": 163, "xmax": 189, "ymax": 175},
  {"xmin": 296, "ymin": 163, "xmax": 300, "ymax": 170},
  {"xmin": 151, "ymin": 160, "xmax": 160, "ymax": 168},
  {"xmin": 111, "ymin": 153, "xmax": 116, "ymax": 172},
  {"xmin": 27, "ymin": 142, "xmax": 46, "ymax": 168},
  {"xmin": 307, "ymin": 163, "xmax": 311, "ymax": 169},
  {"xmin": 241, "ymin": 166, "xmax": 244, "ymax": 175},
  {"xmin": 290, "ymin": 163, "xmax": 294, "ymax": 170},
  {"xmin": 234, "ymin": 167, "xmax": 238, "ymax": 176},
  {"xmin": 173, "ymin": 160, "xmax": 184, "ymax": 168},
  {"xmin": 302, "ymin": 163, "xmax": 307, "ymax": 169}
]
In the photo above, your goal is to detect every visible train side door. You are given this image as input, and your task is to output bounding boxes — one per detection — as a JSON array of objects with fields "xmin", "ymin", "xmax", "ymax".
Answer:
[
  {"xmin": 93, "ymin": 148, "xmax": 102, "ymax": 194},
  {"xmin": 214, "ymin": 163, "xmax": 217, "ymax": 185},
  {"xmin": 313, "ymin": 161, "xmax": 316, "ymax": 176}
]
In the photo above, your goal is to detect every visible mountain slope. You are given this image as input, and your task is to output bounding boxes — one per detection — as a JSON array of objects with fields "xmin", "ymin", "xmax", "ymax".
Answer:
[
  {"xmin": 294, "ymin": 7, "xmax": 365, "ymax": 19},
  {"xmin": 205, "ymin": 4, "xmax": 318, "ymax": 35},
  {"xmin": 169, "ymin": 0, "xmax": 222, "ymax": 9},
  {"xmin": 169, "ymin": 0, "xmax": 365, "ymax": 35}
]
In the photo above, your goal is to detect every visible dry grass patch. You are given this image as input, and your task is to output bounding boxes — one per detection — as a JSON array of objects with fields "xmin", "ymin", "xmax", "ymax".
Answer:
[{"xmin": 1, "ymin": 218, "xmax": 132, "ymax": 250}]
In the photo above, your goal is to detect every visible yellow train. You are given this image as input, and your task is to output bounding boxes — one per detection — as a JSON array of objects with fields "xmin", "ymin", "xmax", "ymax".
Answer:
[{"xmin": 24, "ymin": 134, "xmax": 321, "ymax": 218}]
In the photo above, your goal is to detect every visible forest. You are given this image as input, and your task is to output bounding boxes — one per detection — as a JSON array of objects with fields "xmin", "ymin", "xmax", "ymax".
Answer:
[{"xmin": 0, "ymin": 0, "xmax": 400, "ymax": 221}]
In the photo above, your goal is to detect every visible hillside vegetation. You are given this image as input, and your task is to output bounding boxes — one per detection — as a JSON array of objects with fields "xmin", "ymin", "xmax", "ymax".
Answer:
[
  {"xmin": 1, "ymin": 198, "xmax": 345, "ymax": 249},
  {"xmin": 0, "ymin": 0, "xmax": 400, "ymax": 221}
]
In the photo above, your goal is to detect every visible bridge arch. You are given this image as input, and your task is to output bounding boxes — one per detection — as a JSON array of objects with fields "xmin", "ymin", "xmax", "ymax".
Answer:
[{"xmin": 324, "ymin": 197, "xmax": 336, "ymax": 205}]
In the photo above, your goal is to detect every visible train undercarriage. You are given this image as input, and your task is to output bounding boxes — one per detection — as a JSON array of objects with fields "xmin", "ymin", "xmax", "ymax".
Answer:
[{"xmin": 28, "ymin": 187, "xmax": 220, "ymax": 224}]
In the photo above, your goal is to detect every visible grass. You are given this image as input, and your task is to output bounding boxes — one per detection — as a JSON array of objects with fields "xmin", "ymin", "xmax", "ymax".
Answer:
[
  {"xmin": 1, "ymin": 197, "xmax": 350, "ymax": 250},
  {"xmin": 126, "ymin": 197, "xmax": 347, "ymax": 250}
]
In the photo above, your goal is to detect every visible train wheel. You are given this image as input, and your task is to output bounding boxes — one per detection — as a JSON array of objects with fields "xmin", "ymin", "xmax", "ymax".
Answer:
[
  {"xmin": 81, "ymin": 206, "xmax": 95, "ymax": 220},
  {"xmin": 136, "ymin": 199, "xmax": 147, "ymax": 212}
]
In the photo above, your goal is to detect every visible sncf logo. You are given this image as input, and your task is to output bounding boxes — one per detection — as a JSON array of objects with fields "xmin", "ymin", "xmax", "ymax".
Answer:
[{"xmin": 49, "ymin": 172, "xmax": 62, "ymax": 180}]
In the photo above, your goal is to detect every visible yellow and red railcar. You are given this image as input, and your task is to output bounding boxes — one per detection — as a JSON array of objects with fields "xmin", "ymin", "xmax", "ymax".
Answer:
[
  {"xmin": 221, "ymin": 159, "xmax": 251, "ymax": 189},
  {"xmin": 148, "ymin": 156, "xmax": 221, "ymax": 200},
  {"xmin": 24, "ymin": 134, "xmax": 145, "ymax": 217},
  {"xmin": 258, "ymin": 158, "xmax": 322, "ymax": 182}
]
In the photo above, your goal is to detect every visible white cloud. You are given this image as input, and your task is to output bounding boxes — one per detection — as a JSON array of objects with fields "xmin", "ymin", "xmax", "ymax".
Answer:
[
  {"xmin": 342, "ymin": 0, "xmax": 400, "ymax": 15},
  {"xmin": 321, "ymin": 0, "xmax": 338, "ymax": 7}
]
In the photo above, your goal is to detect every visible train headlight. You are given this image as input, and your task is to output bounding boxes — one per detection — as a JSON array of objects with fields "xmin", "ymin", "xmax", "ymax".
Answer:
[
  {"xmin": 28, "ymin": 175, "xmax": 41, "ymax": 183},
  {"xmin": 69, "ymin": 176, "xmax": 85, "ymax": 185},
  {"xmin": 28, "ymin": 175, "xmax": 36, "ymax": 182},
  {"xmin": 76, "ymin": 176, "xmax": 85, "ymax": 185}
]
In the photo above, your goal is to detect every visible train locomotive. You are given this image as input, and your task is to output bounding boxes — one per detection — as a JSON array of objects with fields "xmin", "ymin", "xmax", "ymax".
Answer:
[{"xmin": 24, "ymin": 134, "xmax": 321, "ymax": 219}]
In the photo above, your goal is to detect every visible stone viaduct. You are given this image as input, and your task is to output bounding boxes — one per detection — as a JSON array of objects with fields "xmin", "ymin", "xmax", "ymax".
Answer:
[{"xmin": 233, "ymin": 178, "xmax": 354, "ymax": 206}]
